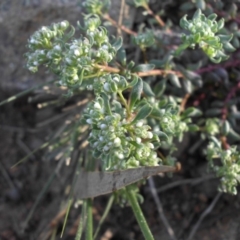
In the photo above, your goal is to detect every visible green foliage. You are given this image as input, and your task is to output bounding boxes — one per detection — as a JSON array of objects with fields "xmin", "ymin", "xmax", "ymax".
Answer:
[
  {"xmin": 20, "ymin": 2, "xmax": 240, "ymax": 237},
  {"xmin": 178, "ymin": 9, "xmax": 235, "ymax": 63}
]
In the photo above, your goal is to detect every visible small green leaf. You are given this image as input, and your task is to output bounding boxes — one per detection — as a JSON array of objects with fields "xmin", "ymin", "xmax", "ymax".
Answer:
[
  {"xmin": 188, "ymin": 124, "xmax": 199, "ymax": 132},
  {"xmin": 112, "ymin": 37, "xmax": 123, "ymax": 51},
  {"xmin": 116, "ymin": 47, "xmax": 126, "ymax": 66},
  {"xmin": 222, "ymin": 120, "xmax": 230, "ymax": 136},
  {"xmin": 180, "ymin": 2, "xmax": 195, "ymax": 11},
  {"xmin": 156, "ymin": 131, "xmax": 169, "ymax": 142},
  {"xmin": 154, "ymin": 79, "xmax": 166, "ymax": 97},
  {"xmin": 175, "ymin": 43, "xmax": 189, "ymax": 56},
  {"xmin": 168, "ymin": 73, "xmax": 181, "ymax": 88},
  {"xmin": 223, "ymin": 42, "xmax": 236, "ymax": 52},
  {"xmin": 132, "ymin": 64, "xmax": 155, "ymax": 72},
  {"xmin": 182, "ymin": 107, "xmax": 202, "ymax": 118},
  {"xmin": 101, "ymin": 92, "xmax": 112, "ymax": 115},
  {"xmin": 131, "ymin": 104, "xmax": 153, "ymax": 124},
  {"xmin": 208, "ymin": 13, "xmax": 217, "ymax": 21},
  {"xmin": 182, "ymin": 79, "xmax": 193, "ymax": 93},
  {"xmin": 205, "ymin": 108, "xmax": 222, "ymax": 116},
  {"xmin": 193, "ymin": 9, "xmax": 202, "ymax": 20},
  {"xmin": 196, "ymin": 0, "xmax": 206, "ymax": 10},
  {"xmin": 143, "ymin": 81, "xmax": 155, "ymax": 97},
  {"xmin": 128, "ymin": 75, "xmax": 139, "ymax": 88},
  {"xmin": 218, "ymin": 34, "xmax": 233, "ymax": 43},
  {"xmin": 180, "ymin": 15, "xmax": 189, "ymax": 29},
  {"xmin": 217, "ymin": 18, "xmax": 224, "ymax": 30},
  {"xmin": 129, "ymin": 77, "xmax": 143, "ymax": 110}
]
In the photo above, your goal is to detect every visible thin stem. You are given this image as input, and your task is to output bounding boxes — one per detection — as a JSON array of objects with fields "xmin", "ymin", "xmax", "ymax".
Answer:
[
  {"xmin": 93, "ymin": 195, "xmax": 115, "ymax": 239},
  {"xmin": 0, "ymin": 79, "xmax": 56, "ymax": 106},
  {"xmin": 86, "ymin": 198, "xmax": 93, "ymax": 240},
  {"xmin": 103, "ymin": 13, "xmax": 137, "ymax": 36},
  {"xmin": 143, "ymin": 4, "xmax": 165, "ymax": 28},
  {"xmin": 75, "ymin": 201, "xmax": 87, "ymax": 240},
  {"xmin": 118, "ymin": 91, "xmax": 131, "ymax": 118},
  {"xmin": 126, "ymin": 185, "xmax": 154, "ymax": 240},
  {"xmin": 94, "ymin": 63, "xmax": 182, "ymax": 77}
]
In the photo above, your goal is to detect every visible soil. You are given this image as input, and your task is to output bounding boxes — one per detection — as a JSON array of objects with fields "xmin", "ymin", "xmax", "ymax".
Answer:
[{"xmin": 0, "ymin": 1, "xmax": 240, "ymax": 240}]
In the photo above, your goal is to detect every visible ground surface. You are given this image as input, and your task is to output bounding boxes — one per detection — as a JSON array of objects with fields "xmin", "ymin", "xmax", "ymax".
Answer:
[{"xmin": 0, "ymin": 1, "xmax": 240, "ymax": 240}]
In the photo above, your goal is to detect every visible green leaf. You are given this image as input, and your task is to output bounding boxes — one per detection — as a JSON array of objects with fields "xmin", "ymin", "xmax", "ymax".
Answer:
[
  {"xmin": 175, "ymin": 43, "xmax": 189, "ymax": 56},
  {"xmin": 128, "ymin": 75, "xmax": 139, "ymax": 88},
  {"xmin": 218, "ymin": 34, "xmax": 233, "ymax": 43},
  {"xmin": 168, "ymin": 73, "xmax": 181, "ymax": 88},
  {"xmin": 180, "ymin": 15, "xmax": 189, "ymax": 29},
  {"xmin": 222, "ymin": 120, "xmax": 230, "ymax": 136},
  {"xmin": 196, "ymin": 0, "xmax": 206, "ymax": 10},
  {"xmin": 217, "ymin": 18, "xmax": 224, "ymax": 30},
  {"xmin": 101, "ymin": 92, "xmax": 112, "ymax": 115},
  {"xmin": 205, "ymin": 108, "xmax": 222, "ymax": 116},
  {"xmin": 154, "ymin": 79, "xmax": 166, "ymax": 97},
  {"xmin": 208, "ymin": 13, "xmax": 217, "ymax": 21},
  {"xmin": 143, "ymin": 81, "xmax": 155, "ymax": 97},
  {"xmin": 131, "ymin": 104, "xmax": 153, "ymax": 124},
  {"xmin": 180, "ymin": 2, "xmax": 195, "ymax": 11},
  {"xmin": 193, "ymin": 9, "xmax": 202, "ymax": 20},
  {"xmin": 129, "ymin": 77, "xmax": 143, "ymax": 110},
  {"xmin": 223, "ymin": 42, "xmax": 236, "ymax": 52},
  {"xmin": 132, "ymin": 64, "xmax": 155, "ymax": 72},
  {"xmin": 182, "ymin": 79, "xmax": 193, "ymax": 93},
  {"xmin": 188, "ymin": 124, "xmax": 199, "ymax": 132},
  {"xmin": 112, "ymin": 37, "xmax": 123, "ymax": 51},
  {"xmin": 156, "ymin": 131, "xmax": 169, "ymax": 142},
  {"xmin": 182, "ymin": 107, "xmax": 202, "ymax": 118},
  {"xmin": 116, "ymin": 47, "xmax": 127, "ymax": 66},
  {"xmin": 64, "ymin": 25, "xmax": 75, "ymax": 40}
]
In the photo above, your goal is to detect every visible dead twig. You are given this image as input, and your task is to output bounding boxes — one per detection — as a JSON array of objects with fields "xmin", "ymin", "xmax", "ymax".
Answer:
[
  {"xmin": 156, "ymin": 175, "xmax": 216, "ymax": 193},
  {"xmin": 148, "ymin": 177, "xmax": 177, "ymax": 240},
  {"xmin": 186, "ymin": 192, "xmax": 222, "ymax": 240}
]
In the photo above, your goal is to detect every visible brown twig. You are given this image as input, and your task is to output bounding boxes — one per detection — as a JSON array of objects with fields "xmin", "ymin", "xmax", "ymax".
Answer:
[
  {"xmin": 148, "ymin": 177, "xmax": 177, "ymax": 240},
  {"xmin": 179, "ymin": 93, "xmax": 190, "ymax": 113},
  {"xmin": 186, "ymin": 192, "xmax": 222, "ymax": 240},
  {"xmin": 143, "ymin": 4, "xmax": 165, "ymax": 28},
  {"xmin": 103, "ymin": 13, "xmax": 137, "ymax": 36},
  {"xmin": 94, "ymin": 64, "xmax": 183, "ymax": 78},
  {"xmin": 117, "ymin": 0, "xmax": 125, "ymax": 37}
]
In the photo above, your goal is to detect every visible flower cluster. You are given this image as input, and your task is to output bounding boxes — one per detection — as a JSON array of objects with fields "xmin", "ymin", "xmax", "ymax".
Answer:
[
  {"xmin": 26, "ymin": 15, "xmax": 118, "ymax": 90},
  {"xmin": 26, "ymin": 21, "xmax": 70, "ymax": 73},
  {"xmin": 82, "ymin": 0, "xmax": 110, "ymax": 15},
  {"xmin": 178, "ymin": 9, "xmax": 235, "ymax": 62},
  {"xmin": 82, "ymin": 97, "xmax": 161, "ymax": 170},
  {"xmin": 207, "ymin": 137, "xmax": 240, "ymax": 195}
]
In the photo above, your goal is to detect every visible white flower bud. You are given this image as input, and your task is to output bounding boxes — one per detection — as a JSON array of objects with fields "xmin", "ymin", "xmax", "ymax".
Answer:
[
  {"xmin": 86, "ymin": 119, "xmax": 92, "ymax": 124},
  {"xmin": 54, "ymin": 45, "xmax": 61, "ymax": 51},
  {"xmin": 136, "ymin": 121, "xmax": 143, "ymax": 127},
  {"xmin": 148, "ymin": 143, "xmax": 154, "ymax": 149},
  {"xmin": 100, "ymin": 124, "xmax": 107, "ymax": 129},
  {"xmin": 99, "ymin": 136, "xmax": 104, "ymax": 142},
  {"xmin": 103, "ymin": 82, "xmax": 110, "ymax": 92},
  {"xmin": 147, "ymin": 132, "xmax": 153, "ymax": 139},
  {"xmin": 74, "ymin": 49, "xmax": 80, "ymax": 56},
  {"xmin": 114, "ymin": 137, "xmax": 121, "ymax": 146},
  {"xmin": 136, "ymin": 137, "xmax": 142, "ymax": 144},
  {"xmin": 60, "ymin": 21, "xmax": 67, "ymax": 28},
  {"xmin": 94, "ymin": 102, "xmax": 101, "ymax": 109},
  {"xmin": 118, "ymin": 153, "xmax": 124, "ymax": 159},
  {"xmin": 103, "ymin": 145, "xmax": 109, "ymax": 151}
]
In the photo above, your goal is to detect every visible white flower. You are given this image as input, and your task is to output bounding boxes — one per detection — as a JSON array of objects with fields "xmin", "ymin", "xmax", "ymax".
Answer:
[
  {"xmin": 60, "ymin": 21, "xmax": 67, "ymax": 28},
  {"xmin": 94, "ymin": 102, "xmax": 101, "ymax": 109},
  {"xmin": 136, "ymin": 137, "xmax": 141, "ymax": 144},
  {"xmin": 114, "ymin": 137, "xmax": 121, "ymax": 146},
  {"xmin": 54, "ymin": 45, "xmax": 61, "ymax": 51},
  {"xmin": 147, "ymin": 132, "xmax": 153, "ymax": 139},
  {"xmin": 136, "ymin": 121, "xmax": 143, "ymax": 127},
  {"xmin": 100, "ymin": 124, "xmax": 107, "ymax": 129},
  {"xmin": 74, "ymin": 49, "xmax": 80, "ymax": 56},
  {"xmin": 86, "ymin": 119, "xmax": 93, "ymax": 124},
  {"xmin": 103, "ymin": 82, "xmax": 110, "ymax": 92}
]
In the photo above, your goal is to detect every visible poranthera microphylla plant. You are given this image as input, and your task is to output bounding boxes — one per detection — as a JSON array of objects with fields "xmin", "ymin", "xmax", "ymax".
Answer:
[{"xmin": 19, "ymin": 0, "xmax": 240, "ymax": 238}]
